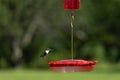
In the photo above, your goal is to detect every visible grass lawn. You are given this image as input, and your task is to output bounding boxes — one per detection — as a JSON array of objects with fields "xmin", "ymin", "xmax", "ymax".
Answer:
[{"xmin": 0, "ymin": 69, "xmax": 119, "ymax": 80}]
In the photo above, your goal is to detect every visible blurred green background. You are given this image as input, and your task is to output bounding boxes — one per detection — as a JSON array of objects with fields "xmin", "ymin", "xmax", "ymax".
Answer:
[{"xmin": 0, "ymin": 0, "xmax": 120, "ymax": 80}]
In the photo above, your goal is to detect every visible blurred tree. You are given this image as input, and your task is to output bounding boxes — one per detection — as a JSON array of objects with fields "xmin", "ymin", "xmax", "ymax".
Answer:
[
  {"xmin": 0, "ymin": 0, "xmax": 53, "ymax": 67},
  {"xmin": 77, "ymin": 0, "xmax": 120, "ymax": 62}
]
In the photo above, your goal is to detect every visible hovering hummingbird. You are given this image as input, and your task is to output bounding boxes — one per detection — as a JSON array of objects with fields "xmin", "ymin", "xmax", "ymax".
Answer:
[{"xmin": 40, "ymin": 49, "xmax": 51, "ymax": 58}]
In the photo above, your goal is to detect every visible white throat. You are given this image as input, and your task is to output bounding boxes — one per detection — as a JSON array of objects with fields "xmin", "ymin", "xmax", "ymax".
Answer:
[{"xmin": 45, "ymin": 50, "xmax": 50, "ymax": 54}]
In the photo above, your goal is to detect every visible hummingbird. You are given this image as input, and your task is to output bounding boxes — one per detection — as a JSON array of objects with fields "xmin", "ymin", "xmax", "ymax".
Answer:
[{"xmin": 40, "ymin": 48, "xmax": 51, "ymax": 58}]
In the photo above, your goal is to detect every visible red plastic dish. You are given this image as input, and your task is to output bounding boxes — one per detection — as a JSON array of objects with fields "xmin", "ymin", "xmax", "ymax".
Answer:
[{"xmin": 48, "ymin": 60, "xmax": 97, "ymax": 72}]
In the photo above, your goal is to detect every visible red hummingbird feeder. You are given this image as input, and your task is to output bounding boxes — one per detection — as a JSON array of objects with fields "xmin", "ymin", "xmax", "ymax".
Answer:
[
  {"xmin": 48, "ymin": 0, "xmax": 97, "ymax": 72},
  {"xmin": 64, "ymin": 0, "xmax": 80, "ymax": 10}
]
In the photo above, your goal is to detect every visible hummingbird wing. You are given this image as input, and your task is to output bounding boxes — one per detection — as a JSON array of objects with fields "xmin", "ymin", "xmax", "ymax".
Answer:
[{"xmin": 40, "ymin": 52, "xmax": 46, "ymax": 58}]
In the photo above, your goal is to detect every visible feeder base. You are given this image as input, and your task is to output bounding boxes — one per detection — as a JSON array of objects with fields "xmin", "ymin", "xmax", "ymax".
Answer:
[
  {"xmin": 50, "ymin": 66, "xmax": 94, "ymax": 72},
  {"xmin": 48, "ymin": 60, "xmax": 97, "ymax": 72}
]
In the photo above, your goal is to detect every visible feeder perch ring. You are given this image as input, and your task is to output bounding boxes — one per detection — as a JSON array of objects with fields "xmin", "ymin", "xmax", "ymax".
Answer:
[{"xmin": 48, "ymin": 60, "xmax": 97, "ymax": 72}]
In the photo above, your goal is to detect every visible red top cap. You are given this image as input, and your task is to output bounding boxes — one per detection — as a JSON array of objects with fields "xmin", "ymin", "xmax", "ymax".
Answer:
[
  {"xmin": 48, "ymin": 60, "xmax": 97, "ymax": 67},
  {"xmin": 64, "ymin": 0, "xmax": 80, "ymax": 10}
]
